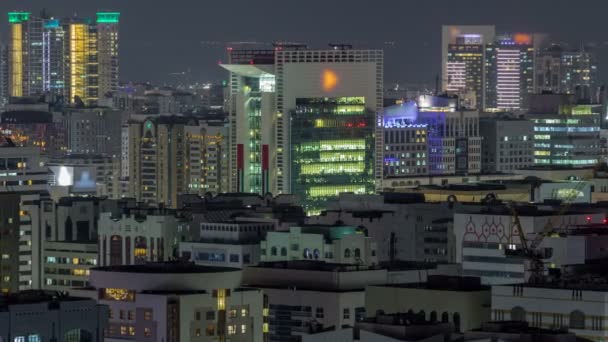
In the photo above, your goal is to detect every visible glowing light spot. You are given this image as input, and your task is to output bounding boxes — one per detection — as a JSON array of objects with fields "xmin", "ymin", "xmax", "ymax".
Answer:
[
  {"xmin": 322, "ymin": 69, "xmax": 339, "ymax": 92},
  {"xmin": 513, "ymin": 33, "xmax": 532, "ymax": 45}
]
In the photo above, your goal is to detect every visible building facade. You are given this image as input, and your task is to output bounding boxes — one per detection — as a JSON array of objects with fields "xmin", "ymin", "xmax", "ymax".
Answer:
[
  {"xmin": 0, "ymin": 291, "xmax": 108, "ymax": 342},
  {"xmin": 72, "ymin": 263, "xmax": 266, "ymax": 342},
  {"xmin": 221, "ymin": 47, "xmax": 383, "ymax": 199},
  {"xmin": 480, "ymin": 116, "xmax": 535, "ymax": 173}
]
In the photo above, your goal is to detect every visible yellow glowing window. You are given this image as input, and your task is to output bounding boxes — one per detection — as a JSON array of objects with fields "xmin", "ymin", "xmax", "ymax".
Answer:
[
  {"xmin": 102, "ymin": 288, "xmax": 135, "ymax": 301},
  {"xmin": 134, "ymin": 248, "xmax": 147, "ymax": 257},
  {"xmin": 308, "ymin": 185, "xmax": 367, "ymax": 198},
  {"xmin": 319, "ymin": 151, "xmax": 365, "ymax": 162},
  {"xmin": 300, "ymin": 162, "xmax": 365, "ymax": 175}
]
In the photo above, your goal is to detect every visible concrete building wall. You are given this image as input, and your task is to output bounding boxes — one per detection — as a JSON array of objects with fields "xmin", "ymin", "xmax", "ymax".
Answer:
[{"xmin": 366, "ymin": 285, "xmax": 491, "ymax": 332}]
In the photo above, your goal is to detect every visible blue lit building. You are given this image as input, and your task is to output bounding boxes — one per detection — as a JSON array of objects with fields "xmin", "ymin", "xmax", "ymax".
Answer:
[{"xmin": 382, "ymin": 96, "xmax": 481, "ymax": 178}]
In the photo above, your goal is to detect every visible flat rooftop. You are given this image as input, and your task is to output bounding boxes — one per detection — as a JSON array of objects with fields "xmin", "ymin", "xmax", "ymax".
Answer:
[
  {"xmin": 92, "ymin": 262, "xmax": 239, "ymax": 274},
  {"xmin": 0, "ymin": 290, "xmax": 89, "ymax": 308},
  {"xmin": 252, "ymin": 260, "xmax": 381, "ymax": 272},
  {"xmin": 375, "ymin": 276, "xmax": 490, "ymax": 292}
]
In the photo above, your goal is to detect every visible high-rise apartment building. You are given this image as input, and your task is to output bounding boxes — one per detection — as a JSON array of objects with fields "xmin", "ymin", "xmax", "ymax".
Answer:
[
  {"xmin": 7, "ymin": 11, "xmax": 120, "ymax": 105},
  {"xmin": 222, "ymin": 47, "xmax": 383, "ymax": 208},
  {"xmin": 42, "ymin": 18, "xmax": 66, "ymax": 94},
  {"xmin": 96, "ymin": 12, "xmax": 120, "ymax": 98},
  {"xmin": 8, "ymin": 12, "xmax": 44, "ymax": 98},
  {"xmin": 0, "ymin": 44, "xmax": 8, "ymax": 108},
  {"xmin": 127, "ymin": 116, "xmax": 227, "ymax": 207}
]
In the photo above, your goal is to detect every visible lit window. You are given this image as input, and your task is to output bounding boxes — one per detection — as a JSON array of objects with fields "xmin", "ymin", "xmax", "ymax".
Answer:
[
  {"xmin": 195, "ymin": 328, "xmax": 201, "ymax": 337},
  {"xmin": 144, "ymin": 310, "xmax": 152, "ymax": 320},
  {"xmin": 144, "ymin": 328, "xmax": 151, "ymax": 337},
  {"xmin": 120, "ymin": 325, "xmax": 127, "ymax": 335},
  {"xmin": 229, "ymin": 309, "xmax": 237, "ymax": 318},
  {"xmin": 241, "ymin": 324, "xmax": 247, "ymax": 333},
  {"xmin": 228, "ymin": 325, "xmax": 236, "ymax": 335},
  {"xmin": 128, "ymin": 310, "xmax": 135, "ymax": 320},
  {"xmin": 241, "ymin": 308, "xmax": 248, "ymax": 317},
  {"xmin": 129, "ymin": 326, "xmax": 135, "ymax": 336}
]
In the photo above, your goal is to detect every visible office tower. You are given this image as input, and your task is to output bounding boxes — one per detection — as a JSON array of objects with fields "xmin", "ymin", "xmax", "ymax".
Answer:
[
  {"xmin": 527, "ymin": 94, "xmax": 600, "ymax": 167},
  {"xmin": 276, "ymin": 48, "xmax": 383, "ymax": 201},
  {"xmin": 221, "ymin": 46, "xmax": 383, "ymax": 207},
  {"xmin": 382, "ymin": 96, "xmax": 481, "ymax": 177},
  {"xmin": 535, "ymin": 45, "xmax": 599, "ymax": 101},
  {"xmin": 561, "ymin": 47, "xmax": 598, "ymax": 102},
  {"xmin": 64, "ymin": 18, "xmax": 99, "ymax": 106},
  {"xmin": 446, "ymin": 35, "xmax": 485, "ymax": 109},
  {"xmin": 479, "ymin": 115, "xmax": 534, "ymax": 173},
  {"xmin": 485, "ymin": 34, "xmax": 534, "ymax": 110},
  {"xmin": 42, "ymin": 18, "xmax": 66, "ymax": 94},
  {"xmin": 441, "ymin": 26, "xmax": 495, "ymax": 108},
  {"xmin": 221, "ymin": 49, "xmax": 276, "ymax": 194},
  {"xmin": 8, "ymin": 11, "xmax": 44, "ymax": 98},
  {"xmin": 96, "ymin": 12, "xmax": 120, "ymax": 98},
  {"xmin": 291, "ymin": 97, "xmax": 375, "ymax": 214}
]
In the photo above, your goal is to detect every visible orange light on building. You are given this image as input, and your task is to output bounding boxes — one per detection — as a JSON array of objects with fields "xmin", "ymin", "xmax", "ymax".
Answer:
[
  {"xmin": 322, "ymin": 69, "xmax": 339, "ymax": 92},
  {"xmin": 513, "ymin": 33, "xmax": 532, "ymax": 45}
]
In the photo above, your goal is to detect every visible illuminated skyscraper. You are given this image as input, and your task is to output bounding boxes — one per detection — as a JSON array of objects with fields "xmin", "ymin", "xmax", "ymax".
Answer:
[
  {"xmin": 485, "ymin": 34, "xmax": 534, "ymax": 110},
  {"xmin": 275, "ymin": 48, "xmax": 383, "ymax": 200},
  {"xmin": 221, "ymin": 47, "xmax": 383, "ymax": 212},
  {"xmin": 441, "ymin": 26, "xmax": 495, "ymax": 108},
  {"xmin": 96, "ymin": 12, "xmax": 120, "ymax": 98},
  {"xmin": 221, "ymin": 49, "xmax": 276, "ymax": 194},
  {"xmin": 42, "ymin": 18, "xmax": 66, "ymax": 94},
  {"xmin": 8, "ymin": 11, "xmax": 44, "ymax": 98},
  {"xmin": 446, "ymin": 35, "xmax": 485, "ymax": 109},
  {"xmin": 64, "ymin": 18, "xmax": 99, "ymax": 106},
  {"xmin": 291, "ymin": 97, "xmax": 375, "ymax": 214}
]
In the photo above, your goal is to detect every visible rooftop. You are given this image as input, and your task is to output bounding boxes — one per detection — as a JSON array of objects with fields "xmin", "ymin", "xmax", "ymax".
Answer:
[
  {"xmin": 376, "ymin": 275, "xmax": 490, "ymax": 292},
  {"xmin": 0, "ymin": 290, "xmax": 89, "ymax": 309},
  {"xmin": 92, "ymin": 261, "xmax": 239, "ymax": 274},
  {"xmin": 252, "ymin": 260, "xmax": 380, "ymax": 272}
]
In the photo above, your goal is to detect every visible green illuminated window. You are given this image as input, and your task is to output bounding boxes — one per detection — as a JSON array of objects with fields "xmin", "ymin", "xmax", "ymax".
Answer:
[
  {"xmin": 96, "ymin": 12, "xmax": 120, "ymax": 24},
  {"xmin": 8, "ymin": 12, "xmax": 30, "ymax": 23}
]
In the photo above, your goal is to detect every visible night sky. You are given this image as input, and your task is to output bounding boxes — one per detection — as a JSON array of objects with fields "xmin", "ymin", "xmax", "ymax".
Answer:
[{"xmin": 1, "ymin": 0, "xmax": 606, "ymax": 86}]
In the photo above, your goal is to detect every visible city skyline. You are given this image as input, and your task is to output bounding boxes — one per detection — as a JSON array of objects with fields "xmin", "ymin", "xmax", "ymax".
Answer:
[{"xmin": 1, "ymin": 0, "xmax": 607, "ymax": 85}]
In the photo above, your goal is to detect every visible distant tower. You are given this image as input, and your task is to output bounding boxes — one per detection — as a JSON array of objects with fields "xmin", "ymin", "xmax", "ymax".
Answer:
[
  {"xmin": 8, "ymin": 11, "xmax": 44, "ymax": 98},
  {"xmin": 96, "ymin": 12, "xmax": 120, "ymax": 99}
]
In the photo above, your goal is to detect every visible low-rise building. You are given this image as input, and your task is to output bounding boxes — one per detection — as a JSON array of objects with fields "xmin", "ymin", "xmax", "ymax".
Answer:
[
  {"xmin": 261, "ymin": 225, "xmax": 377, "ymax": 265},
  {"xmin": 179, "ymin": 219, "xmax": 274, "ymax": 268},
  {"xmin": 492, "ymin": 283, "xmax": 608, "ymax": 341},
  {"xmin": 243, "ymin": 261, "xmax": 388, "ymax": 341},
  {"xmin": 0, "ymin": 290, "xmax": 108, "ymax": 342},
  {"xmin": 43, "ymin": 241, "xmax": 98, "ymax": 292},
  {"xmin": 357, "ymin": 312, "xmax": 454, "ymax": 342},
  {"xmin": 453, "ymin": 205, "xmax": 604, "ymax": 284},
  {"xmin": 365, "ymin": 276, "xmax": 491, "ymax": 332},
  {"xmin": 72, "ymin": 262, "xmax": 266, "ymax": 342},
  {"xmin": 98, "ymin": 206, "xmax": 193, "ymax": 266}
]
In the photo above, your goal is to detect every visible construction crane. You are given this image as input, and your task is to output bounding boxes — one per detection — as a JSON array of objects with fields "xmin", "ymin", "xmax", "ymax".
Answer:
[{"xmin": 508, "ymin": 172, "xmax": 597, "ymax": 283}]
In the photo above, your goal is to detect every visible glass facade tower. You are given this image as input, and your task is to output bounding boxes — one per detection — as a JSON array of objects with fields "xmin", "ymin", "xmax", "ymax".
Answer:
[{"xmin": 291, "ymin": 97, "xmax": 375, "ymax": 215}]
